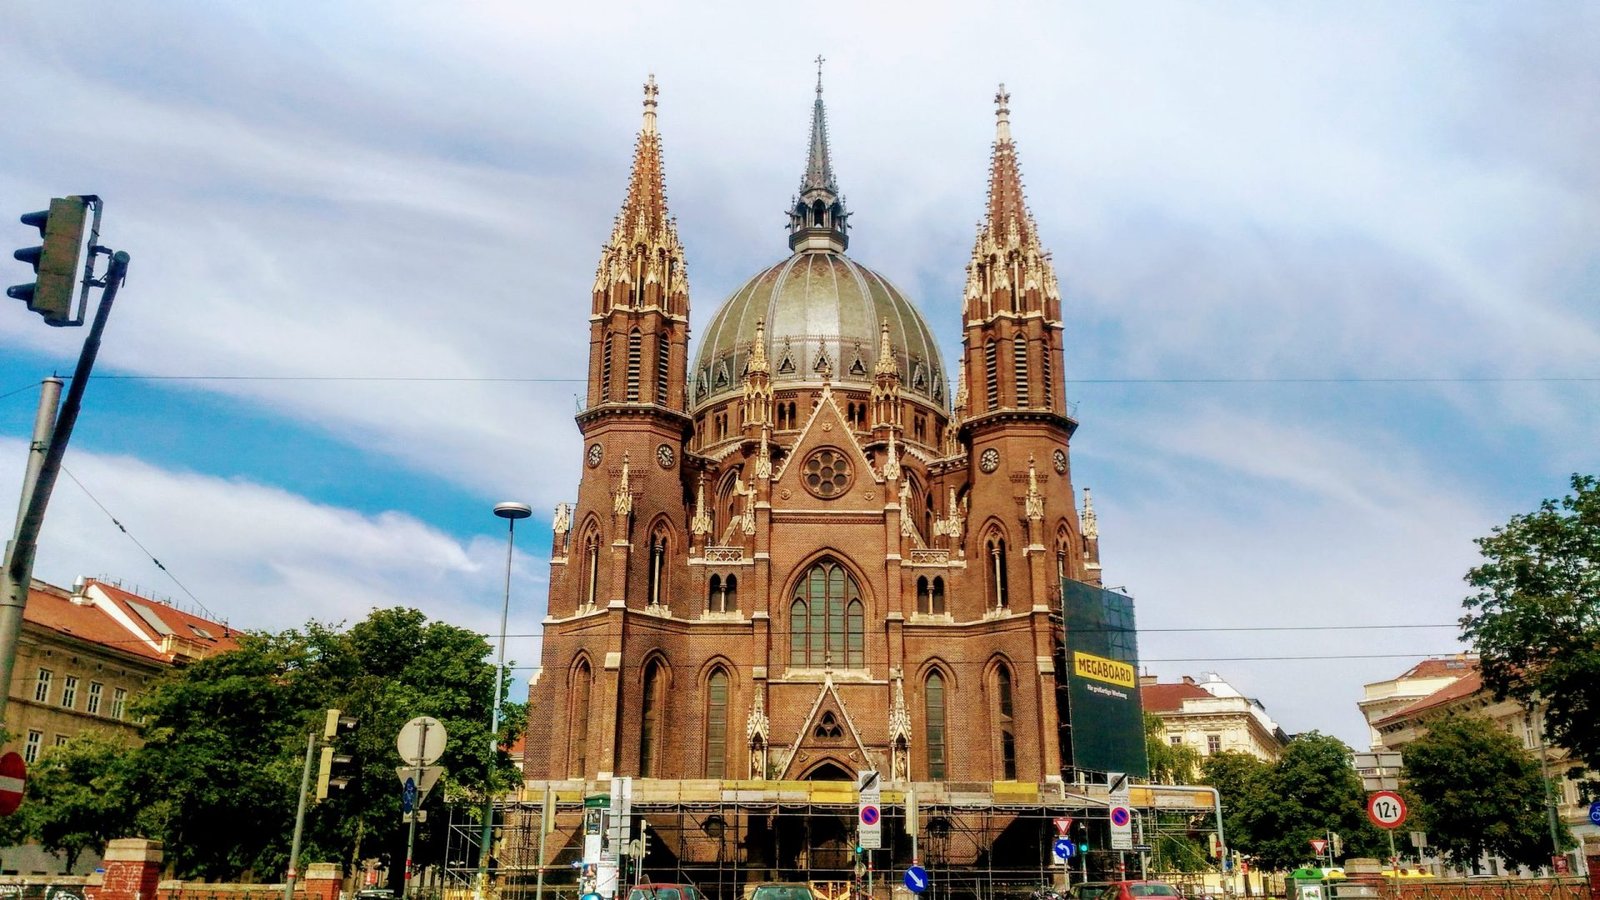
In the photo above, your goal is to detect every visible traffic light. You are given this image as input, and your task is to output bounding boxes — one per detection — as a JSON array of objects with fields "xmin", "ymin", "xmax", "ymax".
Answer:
[
  {"xmin": 1330, "ymin": 833, "xmax": 1343, "ymax": 858},
  {"xmin": 639, "ymin": 823, "xmax": 651, "ymax": 859},
  {"xmin": 1207, "ymin": 833, "xmax": 1223, "ymax": 858},
  {"xmin": 1077, "ymin": 821, "xmax": 1089, "ymax": 855},
  {"xmin": 8, "ymin": 197, "xmax": 89, "ymax": 325},
  {"xmin": 315, "ymin": 707, "xmax": 358, "ymax": 800}
]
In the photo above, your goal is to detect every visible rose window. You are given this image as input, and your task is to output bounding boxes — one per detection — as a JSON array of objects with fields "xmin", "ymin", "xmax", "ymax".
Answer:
[{"xmin": 802, "ymin": 448, "xmax": 851, "ymax": 499}]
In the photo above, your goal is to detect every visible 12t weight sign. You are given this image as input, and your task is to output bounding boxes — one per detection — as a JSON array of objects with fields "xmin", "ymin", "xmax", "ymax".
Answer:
[{"xmin": 1367, "ymin": 791, "xmax": 1408, "ymax": 829}]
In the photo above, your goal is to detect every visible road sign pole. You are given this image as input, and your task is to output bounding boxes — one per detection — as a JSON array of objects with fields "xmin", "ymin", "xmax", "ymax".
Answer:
[{"xmin": 404, "ymin": 720, "xmax": 429, "ymax": 899}]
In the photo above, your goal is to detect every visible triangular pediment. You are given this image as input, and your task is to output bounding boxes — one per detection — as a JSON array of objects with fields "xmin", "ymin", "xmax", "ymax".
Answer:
[
  {"xmin": 778, "ymin": 675, "xmax": 873, "ymax": 779},
  {"xmin": 772, "ymin": 385, "xmax": 881, "ymax": 510}
]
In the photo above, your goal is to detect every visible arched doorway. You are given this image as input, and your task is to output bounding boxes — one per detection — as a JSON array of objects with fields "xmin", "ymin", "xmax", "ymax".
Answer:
[{"xmin": 769, "ymin": 759, "xmax": 856, "ymax": 881}]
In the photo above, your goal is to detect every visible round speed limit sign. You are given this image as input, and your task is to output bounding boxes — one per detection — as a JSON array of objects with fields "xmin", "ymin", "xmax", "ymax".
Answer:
[{"xmin": 1367, "ymin": 790, "xmax": 1408, "ymax": 829}]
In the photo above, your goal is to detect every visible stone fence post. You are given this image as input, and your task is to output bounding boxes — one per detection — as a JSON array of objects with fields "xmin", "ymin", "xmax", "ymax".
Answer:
[{"xmin": 86, "ymin": 839, "xmax": 163, "ymax": 900}]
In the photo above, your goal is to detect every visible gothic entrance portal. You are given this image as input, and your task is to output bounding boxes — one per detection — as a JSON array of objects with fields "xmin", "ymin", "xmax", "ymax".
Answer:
[{"xmin": 769, "ymin": 761, "xmax": 856, "ymax": 883}]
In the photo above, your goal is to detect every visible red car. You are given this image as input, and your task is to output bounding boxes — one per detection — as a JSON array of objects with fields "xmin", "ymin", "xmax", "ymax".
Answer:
[
  {"xmin": 627, "ymin": 884, "xmax": 710, "ymax": 900},
  {"xmin": 1084, "ymin": 883, "xmax": 1181, "ymax": 900}
]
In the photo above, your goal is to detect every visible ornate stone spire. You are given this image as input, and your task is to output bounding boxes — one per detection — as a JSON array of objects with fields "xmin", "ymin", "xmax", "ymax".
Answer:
[
  {"xmin": 888, "ymin": 673, "xmax": 912, "ymax": 743},
  {"xmin": 1025, "ymin": 454, "xmax": 1044, "ymax": 520},
  {"xmin": 964, "ymin": 84, "xmax": 1059, "ymax": 317},
  {"xmin": 1081, "ymin": 487, "xmax": 1098, "ymax": 540},
  {"xmin": 613, "ymin": 452, "xmax": 633, "ymax": 518},
  {"xmin": 754, "ymin": 431, "xmax": 773, "ymax": 480},
  {"xmin": 593, "ymin": 75, "xmax": 690, "ymax": 314},
  {"xmin": 874, "ymin": 318, "xmax": 898, "ymax": 376},
  {"xmin": 690, "ymin": 479, "xmax": 712, "ymax": 536},
  {"xmin": 746, "ymin": 690, "xmax": 770, "ymax": 743},
  {"xmin": 883, "ymin": 431, "xmax": 901, "ymax": 481},
  {"xmin": 748, "ymin": 318, "xmax": 770, "ymax": 375},
  {"xmin": 788, "ymin": 58, "xmax": 850, "ymax": 253}
]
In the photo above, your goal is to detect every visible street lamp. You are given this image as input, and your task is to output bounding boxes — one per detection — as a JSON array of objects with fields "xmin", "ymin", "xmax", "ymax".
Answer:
[{"xmin": 478, "ymin": 501, "xmax": 531, "ymax": 897}]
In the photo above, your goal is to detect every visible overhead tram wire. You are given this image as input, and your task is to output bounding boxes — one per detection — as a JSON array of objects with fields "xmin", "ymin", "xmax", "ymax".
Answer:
[
  {"xmin": 51, "ymin": 373, "xmax": 1600, "ymax": 386},
  {"xmin": 492, "ymin": 622, "xmax": 1461, "ymax": 639},
  {"xmin": 59, "ymin": 465, "xmax": 218, "ymax": 621},
  {"xmin": 502, "ymin": 651, "xmax": 1471, "ymax": 672}
]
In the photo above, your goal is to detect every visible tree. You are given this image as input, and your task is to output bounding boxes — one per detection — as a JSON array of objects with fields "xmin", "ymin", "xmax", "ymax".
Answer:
[
  {"xmin": 16, "ymin": 733, "xmax": 140, "ymax": 871},
  {"xmin": 1242, "ymin": 733, "xmax": 1384, "ymax": 871},
  {"xmin": 1461, "ymin": 474, "xmax": 1600, "ymax": 778},
  {"xmin": 126, "ymin": 607, "xmax": 524, "ymax": 880},
  {"xmin": 1201, "ymin": 751, "xmax": 1270, "ymax": 857},
  {"xmin": 1402, "ymin": 715, "xmax": 1563, "ymax": 871}
]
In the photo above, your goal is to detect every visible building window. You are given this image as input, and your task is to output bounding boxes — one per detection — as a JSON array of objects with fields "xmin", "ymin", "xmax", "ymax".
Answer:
[
  {"xmin": 111, "ymin": 687, "xmax": 128, "ymax": 720},
  {"xmin": 925, "ymin": 671, "xmax": 948, "ymax": 780},
  {"xmin": 656, "ymin": 331, "xmax": 670, "ymax": 405},
  {"xmin": 601, "ymin": 331, "xmax": 614, "ymax": 402},
  {"xmin": 1170, "ymin": 735, "xmax": 1182, "ymax": 747},
  {"xmin": 23, "ymin": 731, "xmax": 41, "ymax": 764},
  {"xmin": 87, "ymin": 682, "xmax": 103, "ymax": 715},
  {"xmin": 639, "ymin": 661, "xmax": 664, "ymax": 777},
  {"xmin": 1013, "ymin": 336, "xmax": 1029, "ymax": 407},
  {"xmin": 930, "ymin": 577, "xmax": 945, "ymax": 615},
  {"xmin": 790, "ymin": 560, "xmax": 865, "ymax": 668},
  {"xmin": 995, "ymin": 663, "xmax": 1017, "ymax": 780},
  {"xmin": 1206, "ymin": 734, "xmax": 1222, "ymax": 754},
  {"xmin": 706, "ymin": 669, "xmax": 729, "ymax": 778},
  {"xmin": 1041, "ymin": 342, "xmax": 1054, "ymax": 409},
  {"xmin": 54, "ymin": 734, "xmax": 69, "ymax": 747},
  {"xmin": 988, "ymin": 537, "xmax": 1010, "ymax": 608},
  {"xmin": 708, "ymin": 575, "xmax": 736, "ymax": 613},
  {"xmin": 570, "ymin": 661, "xmax": 592, "ymax": 777},
  {"xmin": 984, "ymin": 341, "xmax": 998, "ymax": 410},
  {"xmin": 584, "ymin": 534, "xmax": 600, "ymax": 608},
  {"xmin": 917, "ymin": 577, "xmax": 931, "ymax": 614},
  {"xmin": 626, "ymin": 330, "xmax": 642, "ymax": 402},
  {"xmin": 648, "ymin": 533, "xmax": 667, "ymax": 608},
  {"xmin": 61, "ymin": 675, "xmax": 78, "ymax": 709},
  {"xmin": 34, "ymin": 668, "xmax": 52, "ymax": 704}
]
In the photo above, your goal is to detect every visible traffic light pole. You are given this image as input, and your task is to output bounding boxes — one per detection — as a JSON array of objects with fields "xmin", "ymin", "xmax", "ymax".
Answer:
[
  {"xmin": 284, "ymin": 729, "xmax": 318, "ymax": 900},
  {"xmin": 0, "ymin": 250, "xmax": 129, "ymax": 721}
]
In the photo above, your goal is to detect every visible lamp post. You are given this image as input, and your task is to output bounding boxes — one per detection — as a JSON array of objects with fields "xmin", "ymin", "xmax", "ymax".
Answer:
[{"xmin": 478, "ymin": 501, "xmax": 531, "ymax": 898}]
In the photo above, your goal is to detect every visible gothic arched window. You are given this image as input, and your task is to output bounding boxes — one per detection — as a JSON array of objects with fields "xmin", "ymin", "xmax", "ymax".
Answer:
[
  {"xmin": 724, "ymin": 574, "xmax": 737, "ymax": 611},
  {"xmin": 987, "ymin": 536, "xmax": 1010, "ymax": 609},
  {"xmin": 790, "ymin": 559, "xmax": 865, "ymax": 668},
  {"xmin": 931, "ymin": 577, "xmax": 946, "ymax": 615},
  {"xmin": 1013, "ymin": 336, "xmax": 1029, "ymax": 408},
  {"xmin": 570, "ymin": 659, "xmax": 592, "ymax": 777},
  {"xmin": 656, "ymin": 331, "xmax": 670, "ymax": 406},
  {"xmin": 640, "ymin": 660, "xmax": 665, "ymax": 776},
  {"xmin": 984, "ymin": 341, "xmax": 999, "ymax": 410},
  {"xmin": 647, "ymin": 530, "xmax": 668, "ymax": 609},
  {"xmin": 583, "ymin": 531, "xmax": 601, "ymax": 609},
  {"xmin": 601, "ymin": 332, "xmax": 614, "ymax": 403},
  {"xmin": 708, "ymin": 575, "xmax": 723, "ymax": 613},
  {"xmin": 626, "ymin": 329, "xmax": 643, "ymax": 402},
  {"xmin": 706, "ymin": 668, "xmax": 729, "ymax": 778},
  {"xmin": 925, "ymin": 670, "xmax": 948, "ymax": 780},
  {"xmin": 995, "ymin": 662, "xmax": 1017, "ymax": 780},
  {"xmin": 917, "ymin": 576, "xmax": 930, "ymax": 615}
]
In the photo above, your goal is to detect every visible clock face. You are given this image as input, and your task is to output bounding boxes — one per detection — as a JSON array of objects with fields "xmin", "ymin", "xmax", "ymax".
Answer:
[
  {"xmin": 587, "ymin": 443, "xmax": 603, "ymax": 468},
  {"xmin": 979, "ymin": 448, "xmax": 1000, "ymax": 473},
  {"xmin": 656, "ymin": 444, "xmax": 675, "ymax": 469},
  {"xmin": 1053, "ymin": 449, "xmax": 1068, "ymax": 475}
]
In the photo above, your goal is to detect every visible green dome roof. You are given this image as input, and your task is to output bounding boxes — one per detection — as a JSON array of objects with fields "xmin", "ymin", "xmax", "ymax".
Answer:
[{"xmin": 690, "ymin": 251, "xmax": 947, "ymax": 412}]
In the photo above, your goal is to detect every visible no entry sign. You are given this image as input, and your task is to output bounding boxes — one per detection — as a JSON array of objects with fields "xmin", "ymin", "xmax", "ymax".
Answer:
[{"xmin": 0, "ymin": 752, "xmax": 26, "ymax": 816}]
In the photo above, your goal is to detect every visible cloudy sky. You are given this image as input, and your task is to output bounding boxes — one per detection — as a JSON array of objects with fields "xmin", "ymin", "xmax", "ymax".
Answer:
[{"xmin": 2, "ymin": 2, "xmax": 1596, "ymax": 750}]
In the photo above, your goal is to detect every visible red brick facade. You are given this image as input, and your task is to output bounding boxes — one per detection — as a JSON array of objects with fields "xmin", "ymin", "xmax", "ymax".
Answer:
[{"xmin": 525, "ymin": 81, "xmax": 1100, "ymax": 789}]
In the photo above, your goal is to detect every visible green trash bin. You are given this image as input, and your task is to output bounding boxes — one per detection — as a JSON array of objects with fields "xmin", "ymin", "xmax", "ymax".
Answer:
[{"xmin": 1286, "ymin": 867, "xmax": 1328, "ymax": 900}]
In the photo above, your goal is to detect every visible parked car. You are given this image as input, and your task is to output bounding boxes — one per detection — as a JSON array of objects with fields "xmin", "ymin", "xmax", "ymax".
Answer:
[
  {"xmin": 748, "ymin": 883, "xmax": 817, "ymax": 900},
  {"xmin": 627, "ymin": 884, "xmax": 710, "ymax": 900},
  {"xmin": 1095, "ymin": 882, "xmax": 1182, "ymax": 900},
  {"xmin": 354, "ymin": 890, "xmax": 395, "ymax": 900},
  {"xmin": 1068, "ymin": 883, "xmax": 1113, "ymax": 900}
]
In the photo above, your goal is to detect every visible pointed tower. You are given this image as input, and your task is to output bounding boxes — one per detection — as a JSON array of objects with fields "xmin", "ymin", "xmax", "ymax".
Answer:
[
  {"xmin": 589, "ymin": 75, "xmax": 692, "ymax": 411},
  {"xmin": 787, "ymin": 61, "xmax": 850, "ymax": 253}
]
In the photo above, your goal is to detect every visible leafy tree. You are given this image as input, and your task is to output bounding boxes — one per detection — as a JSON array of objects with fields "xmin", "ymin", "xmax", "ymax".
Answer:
[
  {"xmin": 1461, "ymin": 474, "xmax": 1600, "ymax": 777},
  {"xmin": 1201, "ymin": 751, "xmax": 1270, "ymax": 857},
  {"xmin": 126, "ymin": 607, "xmax": 523, "ymax": 881},
  {"xmin": 1242, "ymin": 733, "xmax": 1384, "ymax": 871},
  {"xmin": 17, "ymin": 733, "xmax": 140, "ymax": 870},
  {"xmin": 1402, "ymin": 715, "xmax": 1565, "ymax": 871}
]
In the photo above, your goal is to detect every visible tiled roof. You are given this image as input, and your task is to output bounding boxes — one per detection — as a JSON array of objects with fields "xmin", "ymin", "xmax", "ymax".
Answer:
[
  {"xmin": 1394, "ymin": 656, "xmax": 1477, "ymax": 681},
  {"xmin": 1140, "ymin": 681, "xmax": 1212, "ymax": 713},
  {"xmin": 25, "ymin": 584, "xmax": 168, "ymax": 663},
  {"xmin": 1376, "ymin": 666, "xmax": 1485, "ymax": 726},
  {"xmin": 89, "ymin": 580, "xmax": 240, "ymax": 658}
]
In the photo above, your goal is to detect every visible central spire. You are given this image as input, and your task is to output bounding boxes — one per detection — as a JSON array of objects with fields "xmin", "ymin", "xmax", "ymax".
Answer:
[{"xmin": 788, "ymin": 56, "xmax": 850, "ymax": 253}]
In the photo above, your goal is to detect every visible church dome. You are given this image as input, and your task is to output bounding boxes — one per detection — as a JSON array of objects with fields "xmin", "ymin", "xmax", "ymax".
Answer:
[{"xmin": 690, "ymin": 251, "xmax": 947, "ymax": 411}]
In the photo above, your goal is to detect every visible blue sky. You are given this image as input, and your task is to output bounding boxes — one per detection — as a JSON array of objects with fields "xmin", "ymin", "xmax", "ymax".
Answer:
[{"xmin": 2, "ymin": 2, "xmax": 1597, "ymax": 748}]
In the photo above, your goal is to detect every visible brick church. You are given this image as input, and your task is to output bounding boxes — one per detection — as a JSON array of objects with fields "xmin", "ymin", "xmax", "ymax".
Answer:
[{"xmin": 523, "ymin": 72, "xmax": 1107, "ymax": 885}]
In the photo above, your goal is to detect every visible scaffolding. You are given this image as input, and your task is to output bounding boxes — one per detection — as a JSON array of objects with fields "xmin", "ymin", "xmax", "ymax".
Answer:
[{"xmin": 456, "ymin": 781, "xmax": 1220, "ymax": 900}]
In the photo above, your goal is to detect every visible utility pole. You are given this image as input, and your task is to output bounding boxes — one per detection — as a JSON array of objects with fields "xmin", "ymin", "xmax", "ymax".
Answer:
[
  {"xmin": 0, "ymin": 214, "xmax": 128, "ymax": 719},
  {"xmin": 285, "ymin": 731, "xmax": 317, "ymax": 900}
]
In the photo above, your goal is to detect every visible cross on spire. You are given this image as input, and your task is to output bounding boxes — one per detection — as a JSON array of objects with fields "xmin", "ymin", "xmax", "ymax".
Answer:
[
  {"xmin": 815, "ymin": 54, "xmax": 826, "ymax": 96},
  {"xmin": 642, "ymin": 73, "xmax": 659, "ymax": 134},
  {"xmin": 994, "ymin": 82, "xmax": 1011, "ymax": 142}
]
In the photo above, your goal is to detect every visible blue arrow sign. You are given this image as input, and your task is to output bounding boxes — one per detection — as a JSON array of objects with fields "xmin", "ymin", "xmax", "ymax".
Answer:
[
  {"xmin": 904, "ymin": 866, "xmax": 929, "ymax": 894},
  {"xmin": 1589, "ymin": 800, "xmax": 1600, "ymax": 826},
  {"xmin": 1053, "ymin": 838, "xmax": 1075, "ymax": 860},
  {"xmin": 402, "ymin": 777, "xmax": 417, "ymax": 813}
]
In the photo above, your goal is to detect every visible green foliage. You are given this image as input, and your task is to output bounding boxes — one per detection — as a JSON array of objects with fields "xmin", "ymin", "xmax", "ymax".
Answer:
[
  {"xmin": 1201, "ymin": 751, "xmax": 1270, "ymax": 857},
  {"xmin": 34, "ymin": 606, "xmax": 529, "ymax": 881},
  {"xmin": 1232, "ymin": 733, "xmax": 1385, "ymax": 871},
  {"xmin": 1145, "ymin": 713, "xmax": 1201, "ymax": 785},
  {"xmin": 1462, "ymin": 474, "xmax": 1600, "ymax": 779},
  {"xmin": 15, "ymin": 732, "xmax": 140, "ymax": 870},
  {"xmin": 1402, "ymin": 715, "xmax": 1566, "ymax": 870}
]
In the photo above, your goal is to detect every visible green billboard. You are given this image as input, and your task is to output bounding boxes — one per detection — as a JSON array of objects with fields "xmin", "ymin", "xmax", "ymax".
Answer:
[{"xmin": 1061, "ymin": 579, "xmax": 1148, "ymax": 778}]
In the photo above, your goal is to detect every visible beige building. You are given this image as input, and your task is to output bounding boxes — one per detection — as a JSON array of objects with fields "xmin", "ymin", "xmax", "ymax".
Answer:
[
  {"xmin": 1366, "ymin": 661, "xmax": 1595, "ymax": 869},
  {"xmin": 5, "ymin": 578, "xmax": 238, "ymax": 765},
  {"xmin": 1356, "ymin": 655, "xmax": 1476, "ymax": 750},
  {"xmin": 1140, "ymin": 672, "xmax": 1287, "ymax": 762}
]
